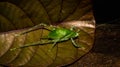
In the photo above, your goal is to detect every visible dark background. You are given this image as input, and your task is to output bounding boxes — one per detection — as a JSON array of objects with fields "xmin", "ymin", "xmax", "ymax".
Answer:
[
  {"xmin": 1, "ymin": 0, "xmax": 120, "ymax": 24},
  {"xmin": 92, "ymin": 0, "xmax": 120, "ymax": 24},
  {"xmin": 74, "ymin": 1, "xmax": 120, "ymax": 67}
]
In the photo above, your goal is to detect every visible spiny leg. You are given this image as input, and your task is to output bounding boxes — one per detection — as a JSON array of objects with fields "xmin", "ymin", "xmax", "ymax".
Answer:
[
  {"xmin": 10, "ymin": 41, "xmax": 43, "ymax": 51},
  {"xmin": 48, "ymin": 39, "xmax": 60, "ymax": 51},
  {"xmin": 10, "ymin": 39, "xmax": 59, "ymax": 51},
  {"xmin": 71, "ymin": 38, "xmax": 79, "ymax": 48},
  {"xmin": 10, "ymin": 38, "xmax": 64, "ymax": 51},
  {"xmin": 70, "ymin": 26, "xmax": 80, "ymax": 47},
  {"xmin": 15, "ymin": 23, "xmax": 47, "ymax": 36}
]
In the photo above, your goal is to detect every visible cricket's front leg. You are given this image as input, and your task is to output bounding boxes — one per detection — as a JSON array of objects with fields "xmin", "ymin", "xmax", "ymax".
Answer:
[
  {"xmin": 15, "ymin": 23, "xmax": 47, "ymax": 36},
  {"xmin": 71, "ymin": 38, "xmax": 79, "ymax": 48}
]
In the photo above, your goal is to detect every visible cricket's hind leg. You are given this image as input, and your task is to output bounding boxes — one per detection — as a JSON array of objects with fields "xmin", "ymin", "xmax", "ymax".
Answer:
[{"xmin": 15, "ymin": 23, "xmax": 49, "ymax": 36}]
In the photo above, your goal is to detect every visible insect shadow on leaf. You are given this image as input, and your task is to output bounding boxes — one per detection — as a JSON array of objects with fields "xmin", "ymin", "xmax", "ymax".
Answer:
[{"xmin": 10, "ymin": 23, "xmax": 80, "ymax": 51}]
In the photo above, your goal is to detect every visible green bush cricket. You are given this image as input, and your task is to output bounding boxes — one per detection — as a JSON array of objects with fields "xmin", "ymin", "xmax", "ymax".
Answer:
[{"xmin": 10, "ymin": 23, "xmax": 80, "ymax": 51}]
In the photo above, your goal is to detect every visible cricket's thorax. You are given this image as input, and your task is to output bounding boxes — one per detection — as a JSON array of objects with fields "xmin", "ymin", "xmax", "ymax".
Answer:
[{"xmin": 48, "ymin": 28, "xmax": 79, "ymax": 39}]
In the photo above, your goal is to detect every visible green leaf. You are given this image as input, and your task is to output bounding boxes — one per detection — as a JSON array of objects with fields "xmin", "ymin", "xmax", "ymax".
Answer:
[{"xmin": 0, "ymin": 0, "xmax": 95, "ymax": 67}]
